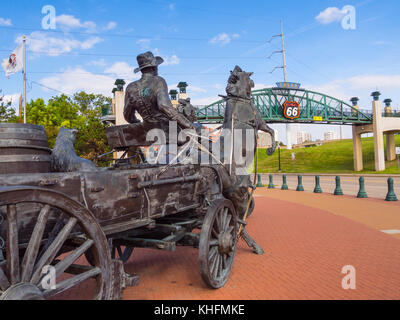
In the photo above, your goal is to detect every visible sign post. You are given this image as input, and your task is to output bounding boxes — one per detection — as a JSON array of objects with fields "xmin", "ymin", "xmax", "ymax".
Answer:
[{"xmin": 396, "ymin": 147, "xmax": 400, "ymax": 173}]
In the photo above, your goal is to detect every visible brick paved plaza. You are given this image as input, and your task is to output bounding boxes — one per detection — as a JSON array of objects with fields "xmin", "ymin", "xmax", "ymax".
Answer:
[{"xmin": 121, "ymin": 189, "xmax": 400, "ymax": 300}]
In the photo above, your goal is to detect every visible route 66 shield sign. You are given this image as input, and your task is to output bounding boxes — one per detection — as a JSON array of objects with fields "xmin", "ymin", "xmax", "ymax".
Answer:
[{"xmin": 283, "ymin": 101, "xmax": 300, "ymax": 120}]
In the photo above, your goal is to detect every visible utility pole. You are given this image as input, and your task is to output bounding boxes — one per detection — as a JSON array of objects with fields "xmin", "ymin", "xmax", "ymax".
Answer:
[
  {"xmin": 268, "ymin": 21, "xmax": 292, "ymax": 149},
  {"xmin": 280, "ymin": 21, "xmax": 292, "ymax": 150},
  {"xmin": 281, "ymin": 21, "xmax": 288, "ymax": 83},
  {"xmin": 23, "ymin": 35, "xmax": 27, "ymax": 124}
]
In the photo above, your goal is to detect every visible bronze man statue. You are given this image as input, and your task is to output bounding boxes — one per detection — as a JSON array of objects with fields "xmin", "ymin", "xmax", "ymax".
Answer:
[{"xmin": 124, "ymin": 52, "xmax": 193, "ymax": 131}]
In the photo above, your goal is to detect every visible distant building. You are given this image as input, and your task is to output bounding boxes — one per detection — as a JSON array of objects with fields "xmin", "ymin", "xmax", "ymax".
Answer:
[
  {"xmin": 296, "ymin": 131, "xmax": 312, "ymax": 144},
  {"xmin": 324, "ymin": 131, "xmax": 338, "ymax": 141},
  {"xmin": 258, "ymin": 129, "xmax": 278, "ymax": 148}
]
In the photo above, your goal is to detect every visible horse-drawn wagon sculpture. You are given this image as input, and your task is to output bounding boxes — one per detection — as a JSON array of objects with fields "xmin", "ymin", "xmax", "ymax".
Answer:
[{"xmin": 0, "ymin": 58, "xmax": 275, "ymax": 300}]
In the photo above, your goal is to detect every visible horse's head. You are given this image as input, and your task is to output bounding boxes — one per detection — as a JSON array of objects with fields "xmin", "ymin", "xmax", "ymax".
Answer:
[{"xmin": 226, "ymin": 66, "xmax": 254, "ymax": 99}]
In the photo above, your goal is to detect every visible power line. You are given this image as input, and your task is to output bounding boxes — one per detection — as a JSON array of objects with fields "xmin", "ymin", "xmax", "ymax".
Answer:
[
  {"xmin": 0, "ymin": 49, "xmax": 270, "ymax": 59},
  {"xmin": 0, "ymin": 25, "xmax": 265, "ymax": 44},
  {"xmin": 30, "ymin": 80, "xmax": 69, "ymax": 95}
]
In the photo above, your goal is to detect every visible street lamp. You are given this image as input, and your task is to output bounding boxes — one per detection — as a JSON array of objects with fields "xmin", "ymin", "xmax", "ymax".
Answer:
[{"xmin": 278, "ymin": 142, "xmax": 282, "ymax": 172}]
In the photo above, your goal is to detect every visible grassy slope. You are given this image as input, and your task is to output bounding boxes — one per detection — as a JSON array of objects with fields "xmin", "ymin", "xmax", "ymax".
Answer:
[{"xmin": 257, "ymin": 135, "xmax": 400, "ymax": 174}]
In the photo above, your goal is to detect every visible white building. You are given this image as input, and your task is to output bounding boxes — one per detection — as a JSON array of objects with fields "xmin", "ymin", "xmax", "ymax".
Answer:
[
  {"xmin": 296, "ymin": 131, "xmax": 312, "ymax": 144},
  {"xmin": 258, "ymin": 129, "xmax": 278, "ymax": 148},
  {"xmin": 324, "ymin": 131, "xmax": 339, "ymax": 141}
]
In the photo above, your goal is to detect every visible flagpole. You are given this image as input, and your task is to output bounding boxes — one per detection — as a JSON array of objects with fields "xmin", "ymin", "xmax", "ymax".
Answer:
[{"xmin": 23, "ymin": 35, "xmax": 26, "ymax": 124}]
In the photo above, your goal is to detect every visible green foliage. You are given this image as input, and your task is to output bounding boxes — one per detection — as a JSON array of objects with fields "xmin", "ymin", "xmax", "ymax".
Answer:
[
  {"xmin": 0, "ymin": 94, "xmax": 19, "ymax": 123},
  {"xmin": 257, "ymin": 135, "xmax": 400, "ymax": 174},
  {"xmin": 23, "ymin": 91, "xmax": 113, "ymax": 166}
]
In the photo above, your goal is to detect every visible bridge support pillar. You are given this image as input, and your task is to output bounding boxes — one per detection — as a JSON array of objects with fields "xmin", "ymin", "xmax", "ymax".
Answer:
[
  {"xmin": 352, "ymin": 126, "xmax": 363, "ymax": 172},
  {"xmin": 386, "ymin": 133, "xmax": 396, "ymax": 161},
  {"xmin": 372, "ymin": 92, "xmax": 386, "ymax": 172}
]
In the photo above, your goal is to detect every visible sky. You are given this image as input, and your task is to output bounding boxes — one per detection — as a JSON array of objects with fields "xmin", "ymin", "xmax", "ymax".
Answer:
[{"xmin": 0, "ymin": 0, "xmax": 399, "ymax": 143}]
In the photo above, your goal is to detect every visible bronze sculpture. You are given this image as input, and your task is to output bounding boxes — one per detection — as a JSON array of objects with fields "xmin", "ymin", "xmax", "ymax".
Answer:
[{"xmin": 0, "ymin": 52, "xmax": 275, "ymax": 300}]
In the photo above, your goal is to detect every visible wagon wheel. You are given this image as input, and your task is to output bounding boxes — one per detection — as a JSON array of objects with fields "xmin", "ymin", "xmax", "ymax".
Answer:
[
  {"xmin": 0, "ymin": 187, "xmax": 112, "ymax": 300},
  {"xmin": 199, "ymin": 198, "xmax": 238, "ymax": 289}
]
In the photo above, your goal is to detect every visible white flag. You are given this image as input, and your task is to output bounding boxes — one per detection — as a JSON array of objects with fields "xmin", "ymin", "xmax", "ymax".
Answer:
[{"xmin": 1, "ymin": 43, "xmax": 24, "ymax": 78}]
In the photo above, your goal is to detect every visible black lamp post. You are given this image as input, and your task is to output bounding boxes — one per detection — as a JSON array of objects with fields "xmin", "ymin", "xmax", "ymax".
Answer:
[{"xmin": 278, "ymin": 142, "xmax": 281, "ymax": 172}]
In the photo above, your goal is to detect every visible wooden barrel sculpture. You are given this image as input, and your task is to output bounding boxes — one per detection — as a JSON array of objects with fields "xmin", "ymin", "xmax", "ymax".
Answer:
[{"xmin": 0, "ymin": 123, "xmax": 51, "ymax": 174}]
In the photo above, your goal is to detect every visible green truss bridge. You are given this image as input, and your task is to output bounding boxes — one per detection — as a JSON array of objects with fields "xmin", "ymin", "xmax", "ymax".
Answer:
[{"xmin": 195, "ymin": 87, "xmax": 374, "ymax": 125}]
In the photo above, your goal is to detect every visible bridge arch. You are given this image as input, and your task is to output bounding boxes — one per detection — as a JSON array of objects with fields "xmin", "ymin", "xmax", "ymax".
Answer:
[{"xmin": 195, "ymin": 87, "xmax": 373, "ymax": 125}]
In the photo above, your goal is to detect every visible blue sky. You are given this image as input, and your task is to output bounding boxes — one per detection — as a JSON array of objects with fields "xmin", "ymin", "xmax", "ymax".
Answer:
[{"xmin": 1, "ymin": 0, "xmax": 399, "ymax": 142}]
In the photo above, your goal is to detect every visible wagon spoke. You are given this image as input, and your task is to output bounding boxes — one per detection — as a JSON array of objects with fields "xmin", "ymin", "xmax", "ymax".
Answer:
[
  {"xmin": 210, "ymin": 250, "xmax": 219, "ymax": 273},
  {"xmin": 31, "ymin": 217, "xmax": 78, "ymax": 285},
  {"xmin": 43, "ymin": 267, "xmax": 101, "ymax": 299},
  {"xmin": 208, "ymin": 247, "xmax": 217, "ymax": 262},
  {"xmin": 21, "ymin": 205, "xmax": 51, "ymax": 282},
  {"xmin": 212, "ymin": 254, "xmax": 220, "ymax": 278},
  {"xmin": 217, "ymin": 253, "xmax": 223, "ymax": 277},
  {"xmin": 221, "ymin": 208, "xmax": 228, "ymax": 231},
  {"xmin": 215, "ymin": 209, "xmax": 222, "ymax": 232},
  {"xmin": 0, "ymin": 266, "xmax": 10, "ymax": 291},
  {"xmin": 6, "ymin": 204, "xmax": 20, "ymax": 284},
  {"xmin": 53, "ymin": 239, "xmax": 94, "ymax": 279},
  {"xmin": 227, "ymin": 226, "xmax": 234, "ymax": 235},
  {"xmin": 211, "ymin": 227, "xmax": 219, "ymax": 239},
  {"xmin": 224, "ymin": 214, "xmax": 232, "ymax": 231},
  {"xmin": 222, "ymin": 254, "xmax": 228, "ymax": 269},
  {"xmin": 209, "ymin": 239, "xmax": 218, "ymax": 247}
]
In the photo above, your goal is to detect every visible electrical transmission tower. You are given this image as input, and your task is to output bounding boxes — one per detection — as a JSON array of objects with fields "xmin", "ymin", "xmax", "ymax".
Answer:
[{"xmin": 268, "ymin": 21, "xmax": 293, "ymax": 150}]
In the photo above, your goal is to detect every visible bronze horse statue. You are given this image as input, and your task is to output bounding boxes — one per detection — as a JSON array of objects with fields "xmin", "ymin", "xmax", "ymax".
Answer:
[{"xmin": 213, "ymin": 66, "xmax": 276, "ymax": 221}]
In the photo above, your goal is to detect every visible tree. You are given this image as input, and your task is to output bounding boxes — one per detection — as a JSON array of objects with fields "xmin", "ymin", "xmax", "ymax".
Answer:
[
  {"xmin": 24, "ymin": 91, "xmax": 113, "ymax": 166},
  {"xmin": 0, "ymin": 90, "xmax": 20, "ymax": 123}
]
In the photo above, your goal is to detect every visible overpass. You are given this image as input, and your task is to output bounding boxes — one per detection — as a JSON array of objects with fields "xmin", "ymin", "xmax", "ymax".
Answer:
[{"xmin": 195, "ymin": 88, "xmax": 400, "ymax": 172}]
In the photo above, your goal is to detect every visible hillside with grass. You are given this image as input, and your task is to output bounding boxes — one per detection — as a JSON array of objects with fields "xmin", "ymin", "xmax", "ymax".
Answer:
[{"xmin": 256, "ymin": 135, "xmax": 400, "ymax": 174}]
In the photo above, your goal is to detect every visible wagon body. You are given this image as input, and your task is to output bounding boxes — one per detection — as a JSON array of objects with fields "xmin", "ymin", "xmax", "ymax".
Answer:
[
  {"xmin": 0, "ymin": 160, "xmax": 236, "ymax": 300},
  {"xmin": 0, "ymin": 163, "xmax": 222, "ymax": 237}
]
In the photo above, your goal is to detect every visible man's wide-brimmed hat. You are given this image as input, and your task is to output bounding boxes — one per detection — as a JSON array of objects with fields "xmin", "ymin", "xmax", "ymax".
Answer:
[{"xmin": 134, "ymin": 51, "xmax": 164, "ymax": 73}]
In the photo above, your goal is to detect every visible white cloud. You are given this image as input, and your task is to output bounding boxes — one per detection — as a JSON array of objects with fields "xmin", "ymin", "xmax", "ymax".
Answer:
[
  {"xmin": 152, "ymin": 48, "xmax": 180, "ymax": 66},
  {"xmin": 191, "ymin": 96, "xmax": 219, "ymax": 106},
  {"xmin": 17, "ymin": 32, "xmax": 103, "ymax": 56},
  {"xmin": 136, "ymin": 39, "xmax": 151, "ymax": 50},
  {"xmin": 39, "ymin": 67, "xmax": 116, "ymax": 96},
  {"xmin": 210, "ymin": 33, "xmax": 232, "ymax": 46},
  {"xmin": 163, "ymin": 54, "xmax": 180, "ymax": 66},
  {"xmin": 0, "ymin": 17, "xmax": 12, "ymax": 26},
  {"xmin": 56, "ymin": 14, "xmax": 96, "ymax": 31},
  {"xmin": 104, "ymin": 62, "xmax": 138, "ymax": 81},
  {"xmin": 2, "ymin": 94, "xmax": 20, "ymax": 106},
  {"xmin": 189, "ymin": 86, "xmax": 207, "ymax": 93},
  {"xmin": 104, "ymin": 21, "xmax": 117, "ymax": 30},
  {"xmin": 305, "ymin": 74, "xmax": 400, "ymax": 106},
  {"xmin": 315, "ymin": 7, "xmax": 346, "ymax": 25}
]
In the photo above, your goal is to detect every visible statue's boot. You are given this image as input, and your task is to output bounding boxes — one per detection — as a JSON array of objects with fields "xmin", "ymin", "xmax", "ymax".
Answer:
[{"xmin": 241, "ymin": 229, "xmax": 265, "ymax": 255}]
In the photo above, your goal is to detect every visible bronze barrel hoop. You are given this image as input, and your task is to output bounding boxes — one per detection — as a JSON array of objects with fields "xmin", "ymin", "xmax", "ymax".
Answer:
[
  {"xmin": 0, "ymin": 187, "xmax": 113, "ymax": 300},
  {"xmin": 0, "ymin": 123, "xmax": 52, "ymax": 174},
  {"xmin": 199, "ymin": 198, "xmax": 238, "ymax": 289}
]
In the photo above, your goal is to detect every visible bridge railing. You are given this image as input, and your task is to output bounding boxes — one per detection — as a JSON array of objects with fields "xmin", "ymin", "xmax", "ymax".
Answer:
[
  {"xmin": 382, "ymin": 110, "xmax": 400, "ymax": 118},
  {"xmin": 195, "ymin": 88, "xmax": 374, "ymax": 124}
]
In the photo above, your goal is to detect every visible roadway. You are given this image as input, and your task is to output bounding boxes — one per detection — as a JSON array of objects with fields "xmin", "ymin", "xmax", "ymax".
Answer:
[{"xmin": 260, "ymin": 174, "xmax": 400, "ymax": 200}]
